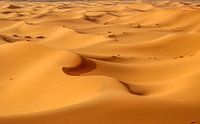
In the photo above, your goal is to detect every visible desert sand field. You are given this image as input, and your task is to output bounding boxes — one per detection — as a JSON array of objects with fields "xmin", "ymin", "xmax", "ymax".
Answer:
[{"xmin": 0, "ymin": 0, "xmax": 200, "ymax": 124}]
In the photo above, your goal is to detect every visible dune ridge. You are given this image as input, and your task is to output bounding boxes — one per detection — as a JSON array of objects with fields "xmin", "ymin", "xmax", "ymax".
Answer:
[{"xmin": 0, "ymin": 1, "xmax": 200, "ymax": 124}]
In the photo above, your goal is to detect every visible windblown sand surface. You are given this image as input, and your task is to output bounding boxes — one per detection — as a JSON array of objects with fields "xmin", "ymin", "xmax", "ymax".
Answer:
[{"xmin": 0, "ymin": 0, "xmax": 200, "ymax": 123}]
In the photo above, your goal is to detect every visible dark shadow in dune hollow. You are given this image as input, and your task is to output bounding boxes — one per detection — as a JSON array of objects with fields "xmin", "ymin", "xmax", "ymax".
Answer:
[
  {"xmin": 62, "ymin": 57, "xmax": 97, "ymax": 76},
  {"xmin": 121, "ymin": 82, "xmax": 147, "ymax": 96},
  {"xmin": 62, "ymin": 57, "xmax": 146, "ymax": 96}
]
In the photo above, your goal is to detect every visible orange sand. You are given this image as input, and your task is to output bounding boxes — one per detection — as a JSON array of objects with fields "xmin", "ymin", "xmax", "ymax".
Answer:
[{"xmin": 0, "ymin": 1, "xmax": 200, "ymax": 124}]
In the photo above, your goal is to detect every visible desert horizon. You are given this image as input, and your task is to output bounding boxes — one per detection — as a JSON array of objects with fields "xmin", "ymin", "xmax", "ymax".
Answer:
[{"xmin": 0, "ymin": 0, "xmax": 200, "ymax": 124}]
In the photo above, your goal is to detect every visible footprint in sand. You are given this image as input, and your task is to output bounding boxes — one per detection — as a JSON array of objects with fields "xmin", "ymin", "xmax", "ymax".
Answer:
[
  {"xmin": 179, "ymin": 56, "xmax": 184, "ymax": 58},
  {"xmin": 36, "ymin": 36, "xmax": 45, "ymax": 39},
  {"xmin": 112, "ymin": 54, "xmax": 120, "ymax": 58},
  {"xmin": 108, "ymin": 34, "xmax": 116, "ymax": 38},
  {"xmin": 112, "ymin": 56, "xmax": 118, "ymax": 58},
  {"xmin": 122, "ymin": 32, "xmax": 128, "ymax": 35},
  {"xmin": 7, "ymin": 4, "xmax": 22, "ymax": 9},
  {"xmin": 84, "ymin": 15, "xmax": 98, "ymax": 22},
  {"xmin": 129, "ymin": 24, "xmax": 142, "ymax": 28},
  {"xmin": 173, "ymin": 55, "xmax": 185, "ymax": 59},
  {"xmin": 9, "ymin": 77, "xmax": 16, "ymax": 81},
  {"xmin": 191, "ymin": 121, "xmax": 198, "ymax": 124},
  {"xmin": 155, "ymin": 23, "xmax": 161, "ymax": 28},
  {"xmin": 17, "ymin": 13, "xmax": 24, "ymax": 17},
  {"xmin": 1, "ymin": 11, "xmax": 12, "ymax": 14},
  {"xmin": 103, "ymin": 22, "xmax": 109, "ymax": 25},
  {"xmin": 148, "ymin": 57, "xmax": 159, "ymax": 60},
  {"xmin": 25, "ymin": 22, "xmax": 34, "ymax": 25},
  {"xmin": 13, "ymin": 34, "xmax": 20, "ymax": 37},
  {"xmin": 135, "ymin": 24, "xmax": 142, "ymax": 28},
  {"xmin": 24, "ymin": 36, "xmax": 32, "ymax": 39},
  {"xmin": 189, "ymin": 54, "xmax": 194, "ymax": 57},
  {"xmin": 114, "ymin": 38, "xmax": 119, "ymax": 41}
]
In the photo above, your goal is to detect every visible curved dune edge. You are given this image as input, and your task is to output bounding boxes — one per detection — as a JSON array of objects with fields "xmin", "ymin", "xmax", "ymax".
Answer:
[
  {"xmin": 1, "ymin": 1, "xmax": 200, "ymax": 124},
  {"xmin": 0, "ymin": 42, "xmax": 128, "ymax": 115}
]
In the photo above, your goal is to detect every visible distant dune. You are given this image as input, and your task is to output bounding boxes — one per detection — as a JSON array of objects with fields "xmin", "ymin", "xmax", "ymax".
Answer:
[{"xmin": 0, "ymin": 0, "xmax": 200, "ymax": 124}]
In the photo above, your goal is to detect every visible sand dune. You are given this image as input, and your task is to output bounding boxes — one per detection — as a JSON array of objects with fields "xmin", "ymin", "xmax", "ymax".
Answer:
[{"xmin": 0, "ymin": 1, "xmax": 200, "ymax": 124}]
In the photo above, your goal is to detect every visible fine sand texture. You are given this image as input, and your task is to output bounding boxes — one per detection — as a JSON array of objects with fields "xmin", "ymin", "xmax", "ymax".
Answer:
[{"xmin": 0, "ymin": 1, "xmax": 200, "ymax": 124}]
